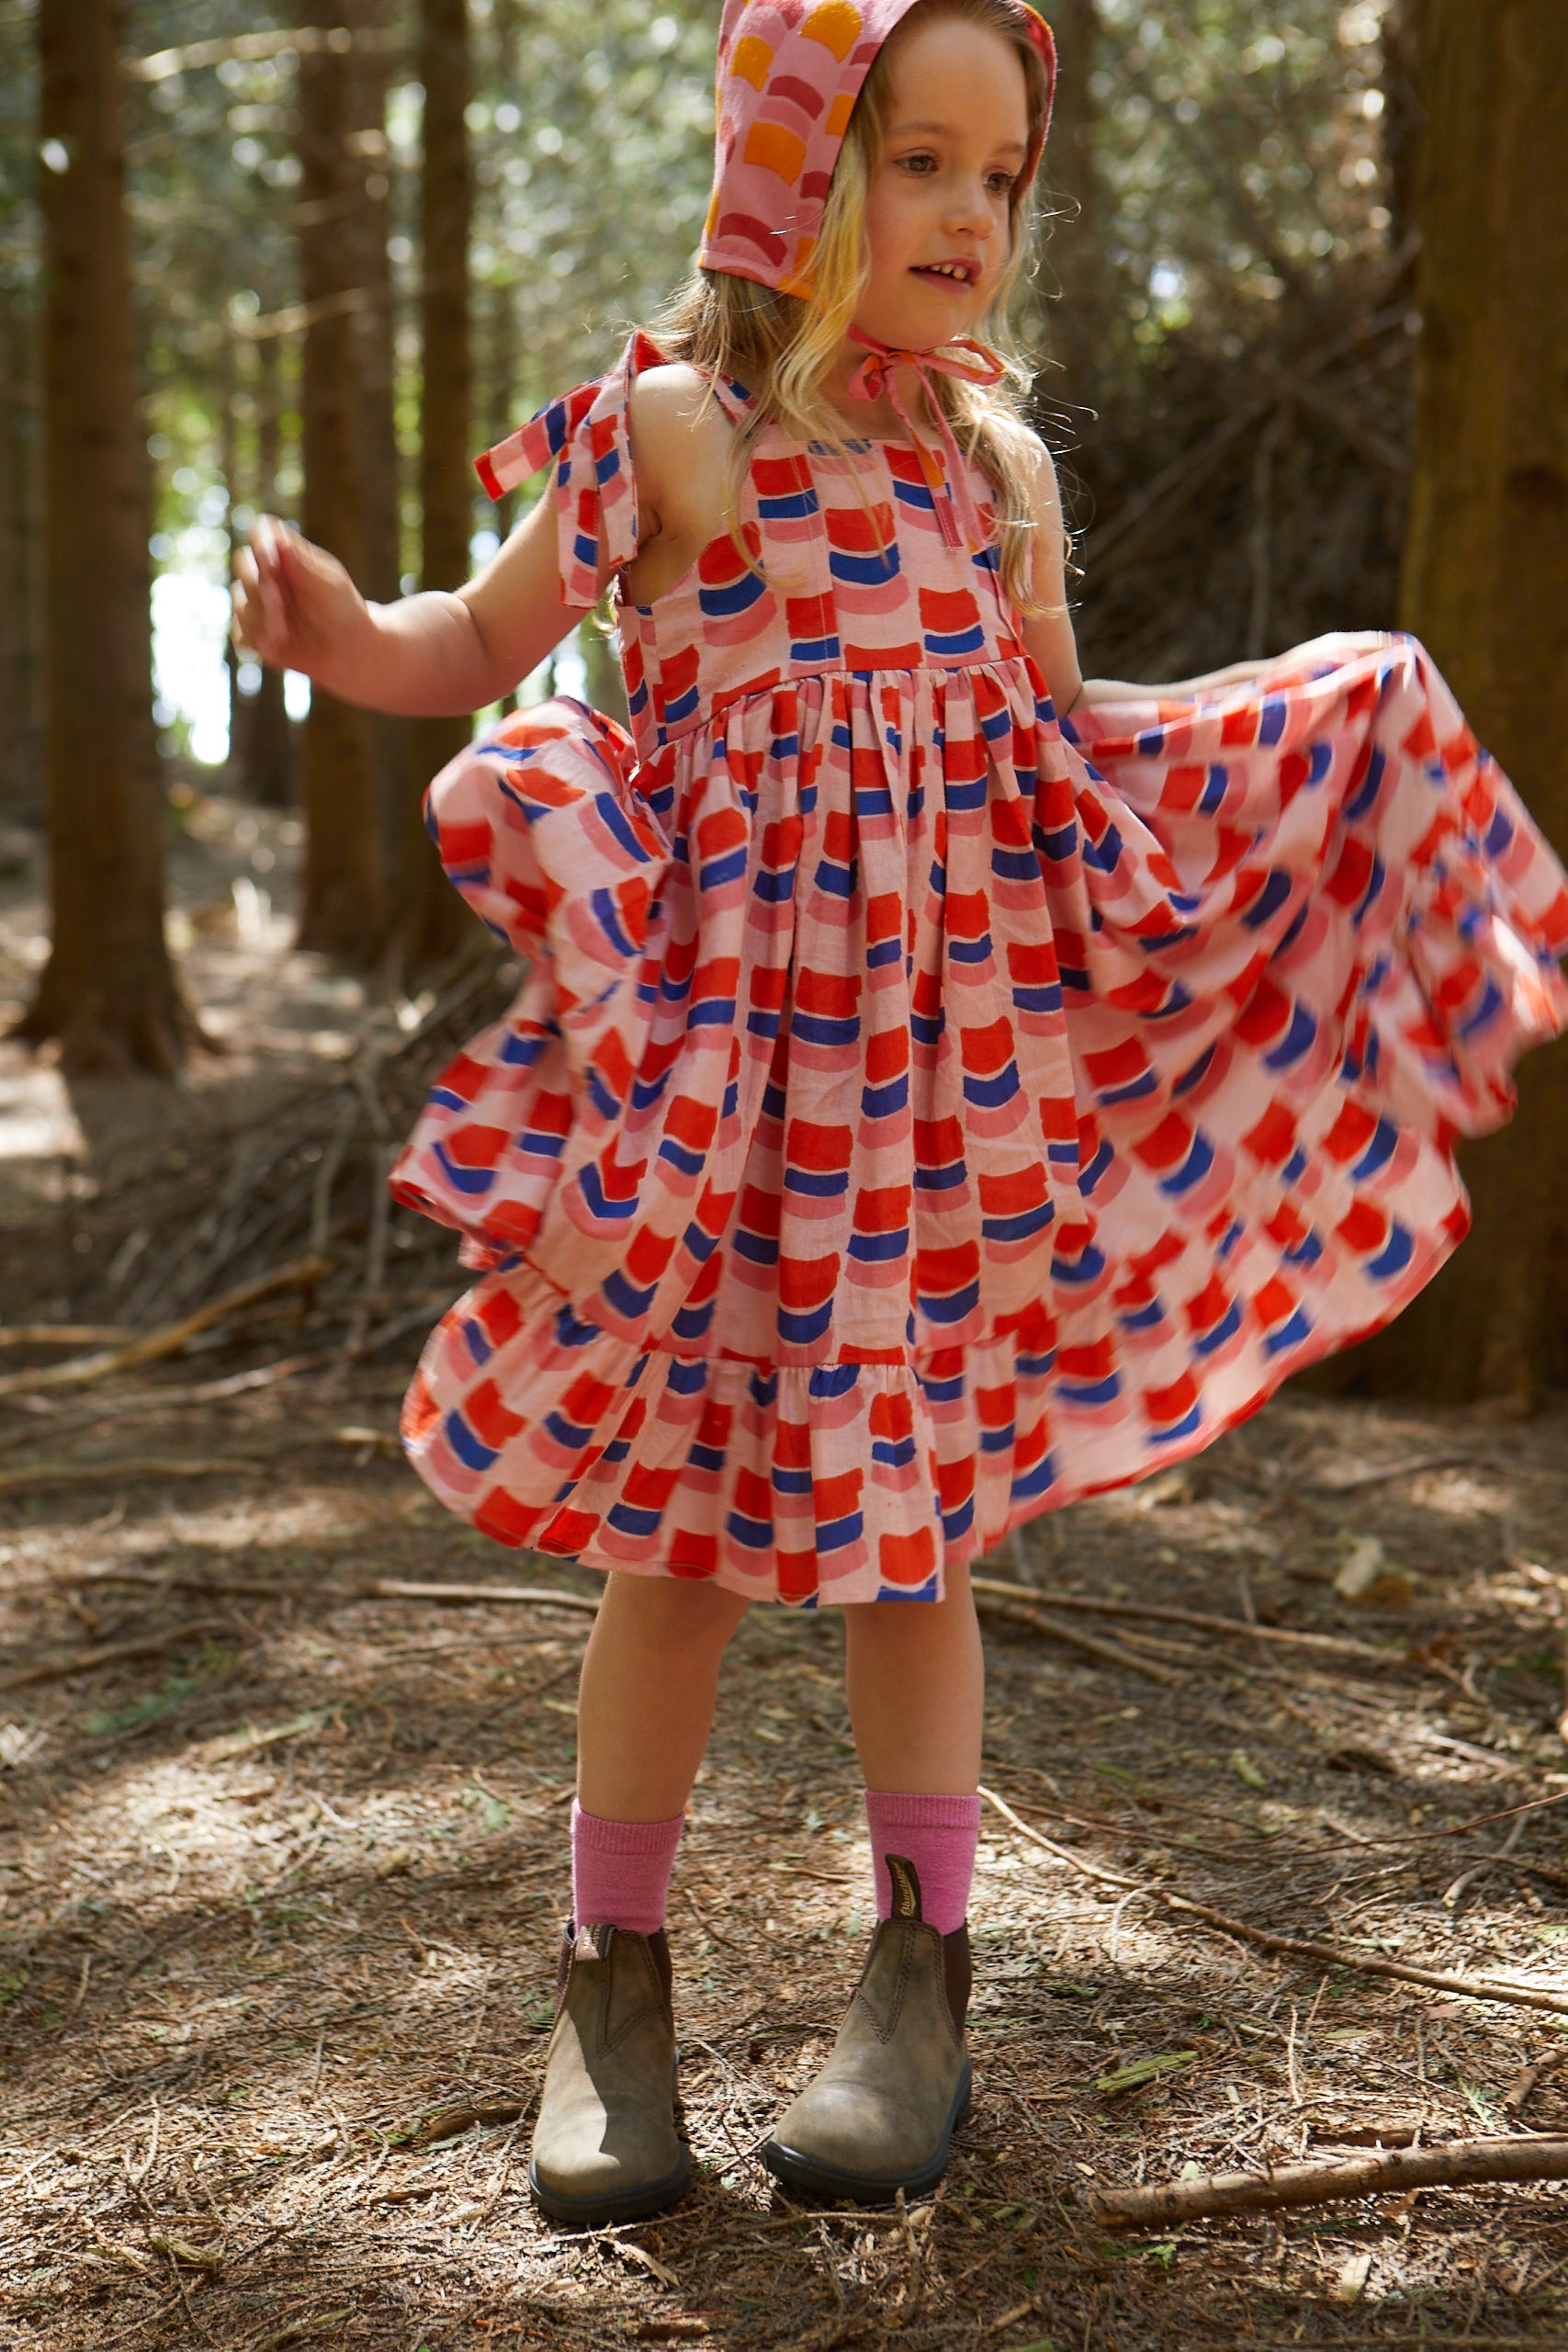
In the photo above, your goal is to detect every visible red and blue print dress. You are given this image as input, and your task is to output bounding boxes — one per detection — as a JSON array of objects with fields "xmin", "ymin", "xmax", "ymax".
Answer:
[{"xmin": 391, "ymin": 333, "xmax": 1568, "ymax": 1606}]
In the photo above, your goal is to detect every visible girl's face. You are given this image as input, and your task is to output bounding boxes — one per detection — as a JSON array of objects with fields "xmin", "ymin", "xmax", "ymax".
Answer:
[{"xmin": 856, "ymin": 17, "xmax": 1032, "ymax": 351}]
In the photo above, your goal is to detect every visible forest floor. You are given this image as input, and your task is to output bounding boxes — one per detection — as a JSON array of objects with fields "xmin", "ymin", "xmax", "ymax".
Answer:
[{"xmin": 1, "ymin": 790, "xmax": 1567, "ymax": 2350}]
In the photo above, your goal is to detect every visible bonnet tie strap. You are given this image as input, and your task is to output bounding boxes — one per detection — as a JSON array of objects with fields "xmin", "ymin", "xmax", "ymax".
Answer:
[{"xmin": 844, "ymin": 328, "xmax": 1005, "ymax": 554}]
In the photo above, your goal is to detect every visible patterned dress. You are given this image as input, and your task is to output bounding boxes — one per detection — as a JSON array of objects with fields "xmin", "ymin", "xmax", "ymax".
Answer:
[{"xmin": 392, "ymin": 333, "xmax": 1568, "ymax": 1606}]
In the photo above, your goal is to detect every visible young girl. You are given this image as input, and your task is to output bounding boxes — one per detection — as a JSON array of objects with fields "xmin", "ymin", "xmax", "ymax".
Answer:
[{"xmin": 233, "ymin": 0, "xmax": 1568, "ymax": 2228}]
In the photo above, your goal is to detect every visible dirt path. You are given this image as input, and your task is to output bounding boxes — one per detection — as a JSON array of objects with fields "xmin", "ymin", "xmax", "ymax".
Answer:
[{"xmin": 2, "ymin": 1365, "xmax": 1566, "ymax": 2348}]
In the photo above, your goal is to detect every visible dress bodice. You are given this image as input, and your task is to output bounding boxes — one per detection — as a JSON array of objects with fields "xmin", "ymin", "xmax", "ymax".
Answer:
[{"xmin": 475, "ymin": 332, "xmax": 1032, "ymax": 767}]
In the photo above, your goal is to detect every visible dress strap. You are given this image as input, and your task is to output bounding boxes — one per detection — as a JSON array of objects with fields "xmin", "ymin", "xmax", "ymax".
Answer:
[
  {"xmin": 701, "ymin": 369, "xmax": 756, "ymax": 428},
  {"xmin": 475, "ymin": 329, "xmax": 666, "ymax": 606}
]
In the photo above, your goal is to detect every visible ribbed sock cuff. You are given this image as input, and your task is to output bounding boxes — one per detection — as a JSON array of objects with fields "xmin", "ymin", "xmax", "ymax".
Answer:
[
  {"xmin": 864, "ymin": 1792, "xmax": 984, "ymax": 1831},
  {"xmin": 570, "ymin": 1802, "xmax": 684, "ymax": 1936},
  {"xmin": 864, "ymin": 1789, "xmax": 981, "ymax": 1936}
]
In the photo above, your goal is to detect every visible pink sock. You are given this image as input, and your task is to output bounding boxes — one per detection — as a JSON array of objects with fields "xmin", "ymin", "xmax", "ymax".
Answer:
[
  {"xmin": 863, "ymin": 1791, "xmax": 980, "ymax": 1936},
  {"xmin": 570, "ymin": 1803, "xmax": 684, "ymax": 1935}
]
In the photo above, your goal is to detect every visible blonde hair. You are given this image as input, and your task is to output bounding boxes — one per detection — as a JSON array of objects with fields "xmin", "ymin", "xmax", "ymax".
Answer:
[{"xmin": 650, "ymin": 0, "xmax": 1052, "ymax": 615}]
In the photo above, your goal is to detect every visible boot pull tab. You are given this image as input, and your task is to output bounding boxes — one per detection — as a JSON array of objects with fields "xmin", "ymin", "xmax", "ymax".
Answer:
[
  {"xmin": 886, "ymin": 1855, "xmax": 923, "ymax": 1923},
  {"xmin": 574, "ymin": 1923, "xmax": 604, "ymax": 1964}
]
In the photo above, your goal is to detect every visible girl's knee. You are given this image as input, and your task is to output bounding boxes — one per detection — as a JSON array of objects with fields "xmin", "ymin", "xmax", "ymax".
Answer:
[
  {"xmin": 599, "ymin": 1570, "xmax": 750, "ymax": 1650},
  {"xmin": 844, "ymin": 1566, "xmax": 976, "ymax": 1645}
]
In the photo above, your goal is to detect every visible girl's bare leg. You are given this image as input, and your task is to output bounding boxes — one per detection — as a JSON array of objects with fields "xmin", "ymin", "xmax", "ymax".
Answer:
[
  {"xmin": 840, "ymin": 1561, "xmax": 985, "ymax": 1792},
  {"xmin": 575, "ymin": 1572, "xmax": 752, "ymax": 1821}
]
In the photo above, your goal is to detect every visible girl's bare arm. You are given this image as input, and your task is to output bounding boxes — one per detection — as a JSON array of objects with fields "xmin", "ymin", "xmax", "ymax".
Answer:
[
  {"xmin": 231, "ymin": 486, "xmax": 606, "ymax": 718},
  {"xmin": 1017, "ymin": 441, "xmax": 1280, "ymax": 708}
]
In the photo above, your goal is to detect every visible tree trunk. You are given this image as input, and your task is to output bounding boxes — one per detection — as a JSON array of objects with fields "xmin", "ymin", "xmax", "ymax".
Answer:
[
  {"xmin": 235, "ymin": 329, "xmax": 295, "ymax": 808},
  {"xmin": 0, "ymin": 282, "xmax": 41, "ymax": 819},
  {"xmin": 399, "ymin": 0, "xmax": 476, "ymax": 977},
  {"xmin": 220, "ymin": 346, "xmax": 243, "ymax": 776},
  {"xmin": 486, "ymin": 266, "xmax": 520, "ymax": 718},
  {"xmin": 350, "ymin": 0, "xmax": 411, "ymax": 895},
  {"xmin": 1347, "ymin": 0, "xmax": 1568, "ymax": 1403},
  {"xmin": 1033, "ymin": 0, "xmax": 1104, "ymax": 405},
  {"xmin": 486, "ymin": 0, "xmax": 522, "ymax": 713},
  {"xmin": 295, "ymin": 3, "xmax": 386, "ymax": 962},
  {"xmin": 16, "ymin": 0, "xmax": 195, "ymax": 1072},
  {"xmin": 1380, "ymin": 0, "xmax": 1424, "ymax": 258}
]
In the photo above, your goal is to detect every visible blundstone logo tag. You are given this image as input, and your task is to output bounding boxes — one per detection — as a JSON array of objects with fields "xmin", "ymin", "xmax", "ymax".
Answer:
[{"xmin": 886, "ymin": 1855, "xmax": 921, "ymax": 1921}]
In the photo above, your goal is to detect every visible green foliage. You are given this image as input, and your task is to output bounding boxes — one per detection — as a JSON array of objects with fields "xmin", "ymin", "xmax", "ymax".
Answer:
[{"xmin": 1088, "ymin": 0, "xmax": 1395, "ymax": 358}]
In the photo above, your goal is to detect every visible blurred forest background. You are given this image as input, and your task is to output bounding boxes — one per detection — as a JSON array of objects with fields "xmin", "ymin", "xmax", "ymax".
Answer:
[{"xmin": 0, "ymin": 0, "xmax": 1564, "ymax": 1398}]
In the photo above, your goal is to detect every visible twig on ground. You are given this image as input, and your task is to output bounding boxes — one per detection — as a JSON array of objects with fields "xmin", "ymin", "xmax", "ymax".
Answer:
[
  {"xmin": 0, "ymin": 1618, "xmax": 237, "ymax": 1693},
  {"xmin": 971, "ymin": 1576, "xmax": 1407, "ymax": 1666},
  {"xmin": 408, "ymin": 2098, "xmax": 525, "ymax": 2147},
  {"xmin": 0, "ymin": 1455, "xmax": 264, "ymax": 1497},
  {"xmin": 1442, "ymin": 1807, "xmax": 1529, "ymax": 1910},
  {"xmin": 0, "ymin": 1254, "xmax": 330, "ymax": 1399},
  {"xmin": 980, "ymin": 1784, "xmax": 1568, "ymax": 2019},
  {"xmin": 357, "ymin": 1578, "xmax": 600, "ymax": 1614},
  {"xmin": 72, "ymin": 1566, "xmax": 323, "ymax": 1602},
  {"xmin": 973, "ymin": 1589, "xmax": 1185, "ymax": 1686},
  {"xmin": 1313, "ymin": 1449, "xmax": 1490, "ymax": 1494},
  {"xmin": 248, "ymin": 2312, "xmax": 354, "ymax": 2352},
  {"xmin": 0, "ymin": 1351, "xmax": 333, "ymax": 1459},
  {"xmin": 1502, "ymin": 2046, "xmax": 1568, "ymax": 2121},
  {"xmin": 1087, "ymin": 2133, "xmax": 1568, "ymax": 2228},
  {"xmin": 0, "ymin": 1325, "xmax": 130, "ymax": 1349}
]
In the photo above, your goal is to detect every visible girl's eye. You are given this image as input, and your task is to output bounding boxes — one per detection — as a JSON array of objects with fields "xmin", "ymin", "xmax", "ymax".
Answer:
[
  {"xmin": 899, "ymin": 153, "xmax": 937, "ymax": 174},
  {"xmin": 987, "ymin": 171, "xmax": 1015, "ymax": 195}
]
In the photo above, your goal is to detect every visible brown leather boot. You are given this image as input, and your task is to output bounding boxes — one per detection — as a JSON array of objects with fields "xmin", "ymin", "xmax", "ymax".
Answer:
[
  {"xmin": 762, "ymin": 1857, "xmax": 972, "ymax": 2204},
  {"xmin": 527, "ymin": 1921, "xmax": 691, "ymax": 2226}
]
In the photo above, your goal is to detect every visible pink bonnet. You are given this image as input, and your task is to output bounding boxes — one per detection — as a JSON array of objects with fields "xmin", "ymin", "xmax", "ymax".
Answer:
[{"xmin": 698, "ymin": 0, "xmax": 1057, "ymax": 299}]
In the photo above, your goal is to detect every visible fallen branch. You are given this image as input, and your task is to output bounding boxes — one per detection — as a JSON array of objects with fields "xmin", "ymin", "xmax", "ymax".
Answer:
[
  {"xmin": 361, "ymin": 1578, "xmax": 600, "ymax": 1615},
  {"xmin": 66, "ymin": 1566, "xmax": 601, "ymax": 1615},
  {"xmin": 73, "ymin": 1566, "xmax": 320, "ymax": 1601},
  {"xmin": 0, "ymin": 1619, "xmax": 236, "ymax": 1693},
  {"xmin": 0, "ymin": 1325, "xmax": 130, "ymax": 1350},
  {"xmin": 979, "ymin": 1785, "xmax": 1568, "ymax": 2020},
  {"xmin": 1313, "ymin": 1449, "xmax": 1486, "ymax": 1495},
  {"xmin": 973, "ymin": 1590, "xmax": 1184, "ymax": 1686},
  {"xmin": 147, "ymin": 2232, "xmax": 223, "ymax": 2272},
  {"xmin": 0, "ymin": 1351, "xmax": 333, "ymax": 1463},
  {"xmin": 407, "ymin": 2098, "xmax": 525, "ymax": 2147},
  {"xmin": 972, "ymin": 1577, "xmax": 1404, "ymax": 1667},
  {"xmin": 0, "ymin": 1255, "xmax": 330, "ymax": 1400},
  {"xmin": 0, "ymin": 1456, "xmax": 263, "ymax": 1497},
  {"xmin": 1087, "ymin": 2133, "xmax": 1568, "ymax": 2229},
  {"xmin": 1502, "ymin": 2045, "xmax": 1568, "ymax": 2120}
]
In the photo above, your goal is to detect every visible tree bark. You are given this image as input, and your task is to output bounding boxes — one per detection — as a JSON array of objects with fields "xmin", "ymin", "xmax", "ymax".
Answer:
[
  {"xmin": 1032, "ymin": 0, "xmax": 1104, "ymax": 404},
  {"xmin": 295, "ymin": 3, "xmax": 386, "ymax": 961},
  {"xmin": 0, "ymin": 282, "xmax": 41, "ymax": 818},
  {"xmin": 220, "ymin": 345, "xmax": 243, "ymax": 776},
  {"xmin": 1350, "ymin": 0, "xmax": 1568, "ymax": 1401},
  {"xmin": 1380, "ymin": 0, "xmax": 1424, "ymax": 257},
  {"xmin": 350, "ymin": 0, "xmax": 411, "ymax": 890},
  {"xmin": 234, "ymin": 329, "xmax": 295, "ymax": 808},
  {"xmin": 398, "ymin": 0, "xmax": 476, "ymax": 978},
  {"xmin": 485, "ymin": 0, "xmax": 522, "ymax": 714},
  {"xmin": 17, "ymin": 0, "xmax": 195, "ymax": 1072}
]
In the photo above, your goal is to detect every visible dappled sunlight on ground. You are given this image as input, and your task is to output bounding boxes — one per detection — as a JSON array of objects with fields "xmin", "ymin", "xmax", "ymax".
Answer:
[{"xmin": 1, "ymin": 1385, "xmax": 1566, "ymax": 2346}]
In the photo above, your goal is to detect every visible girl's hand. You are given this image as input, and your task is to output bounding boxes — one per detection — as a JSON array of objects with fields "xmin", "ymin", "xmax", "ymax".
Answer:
[{"xmin": 231, "ymin": 515, "xmax": 370, "ymax": 682}]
